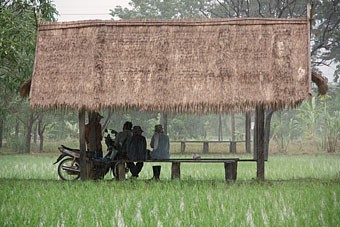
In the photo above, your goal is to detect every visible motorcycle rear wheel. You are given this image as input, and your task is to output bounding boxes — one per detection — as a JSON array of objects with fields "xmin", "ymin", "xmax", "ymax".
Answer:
[
  {"xmin": 112, "ymin": 162, "xmax": 129, "ymax": 179},
  {"xmin": 58, "ymin": 158, "xmax": 80, "ymax": 180}
]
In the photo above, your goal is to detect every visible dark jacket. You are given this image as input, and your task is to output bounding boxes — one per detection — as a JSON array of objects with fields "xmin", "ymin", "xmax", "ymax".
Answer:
[
  {"xmin": 127, "ymin": 135, "xmax": 147, "ymax": 161},
  {"xmin": 115, "ymin": 130, "xmax": 132, "ymax": 154}
]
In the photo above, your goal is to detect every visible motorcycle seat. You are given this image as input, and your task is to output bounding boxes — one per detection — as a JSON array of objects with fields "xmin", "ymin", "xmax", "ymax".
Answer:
[{"xmin": 61, "ymin": 145, "xmax": 80, "ymax": 152}]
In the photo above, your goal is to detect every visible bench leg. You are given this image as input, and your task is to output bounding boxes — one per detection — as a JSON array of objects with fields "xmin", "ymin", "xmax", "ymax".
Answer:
[
  {"xmin": 117, "ymin": 161, "xmax": 126, "ymax": 181},
  {"xmin": 224, "ymin": 161, "xmax": 238, "ymax": 182},
  {"xmin": 171, "ymin": 162, "xmax": 180, "ymax": 179}
]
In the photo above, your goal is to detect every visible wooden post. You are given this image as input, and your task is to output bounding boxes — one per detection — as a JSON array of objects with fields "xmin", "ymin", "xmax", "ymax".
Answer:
[
  {"xmin": 171, "ymin": 162, "xmax": 180, "ymax": 179},
  {"xmin": 117, "ymin": 161, "xmax": 126, "ymax": 180},
  {"xmin": 245, "ymin": 112, "xmax": 251, "ymax": 153},
  {"xmin": 255, "ymin": 105, "xmax": 265, "ymax": 181},
  {"xmin": 224, "ymin": 161, "xmax": 237, "ymax": 182},
  {"xmin": 79, "ymin": 109, "xmax": 88, "ymax": 180},
  {"xmin": 231, "ymin": 113, "xmax": 236, "ymax": 141},
  {"xmin": 203, "ymin": 142, "xmax": 209, "ymax": 154},
  {"xmin": 218, "ymin": 114, "xmax": 223, "ymax": 141},
  {"xmin": 88, "ymin": 111, "xmax": 97, "ymax": 156},
  {"xmin": 180, "ymin": 142, "xmax": 186, "ymax": 153},
  {"xmin": 229, "ymin": 141, "xmax": 236, "ymax": 154}
]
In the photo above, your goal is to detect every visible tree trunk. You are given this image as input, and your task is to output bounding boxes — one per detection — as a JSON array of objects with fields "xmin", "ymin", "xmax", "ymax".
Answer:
[
  {"xmin": 24, "ymin": 113, "xmax": 34, "ymax": 153},
  {"xmin": 33, "ymin": 124, "xmax": 37, "ymax": 144},
  {"xmin": 245, "ymin": 112, "xmax": 251, "ymax": 153},
  {"xmin": 15, "ymin": 120, "xmax": 19, "ymax": 139},
  {"xmin": 37, "ymin": 114, "xmax": 45, "ymax": 152},
  {"xmin": 15, "ymin": 120, "xmax": 19, "ymax": 152},
  {"xmin": 23, "ymin": 112, "xmax": 39, "ymax": 153},
  {"xmin": 0, "ymin": 118, "xmax": 3, "ymax": 148}
]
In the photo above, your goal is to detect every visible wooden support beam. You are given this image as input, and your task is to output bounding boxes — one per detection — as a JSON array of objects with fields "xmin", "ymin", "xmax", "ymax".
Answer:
[
  {"xmin": 229, "ymin": 141, "xmax": 236, "ymax": 154},
  {"xmin": 171, "ymin": 162, "xmax": 181, "ymax": 179},
  {"xmin": 78, "ymin": 109, "xmax": 88, "ymax": 180},
  {"xmin": 88, "ymin": 111, "xmax": 97, "ymax": 155},
  {"xmin": 245, "ymin": 112, "xmax": 251, "ymax": 153},
  {"xmin": 255, "ymin": 105, "xmax": 265, "ymax": 181},
  {"xmin": 203, "ymin": 141, "xmax": 209, "ymax": 154},
  {"xmin": 117, "ymin": 161, "xmax": 126, "ymax": 180},
  {"xmin": 180, "ymin": 142, "xmax": 186, "ymax": 153},
  {"xmin": 224, "ymin": 161, "xmax": 238, "ymax": 182}
]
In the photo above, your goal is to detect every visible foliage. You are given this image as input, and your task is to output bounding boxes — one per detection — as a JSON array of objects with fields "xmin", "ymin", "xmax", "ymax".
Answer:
[
  {"xmin": 311, "ymin": 0, "xmax": 340, "ymax": 68},
  {"xmin": 0, "ymin": 1, "xmax": 57, "ymax": 152},
  {"xmin": 110, "ymin": 0, "xmax": 205, "ymax": 19},
  {"xmin": 324, "ymin": 111, "xmax": 340, "ymax": 153},
  {"xmin": 271, "ymin": 111, "xmax": 298, "ymax": 153},
  {"xmin": 295, "ymin": 97, "xmax": 323, "ymax": 138}
]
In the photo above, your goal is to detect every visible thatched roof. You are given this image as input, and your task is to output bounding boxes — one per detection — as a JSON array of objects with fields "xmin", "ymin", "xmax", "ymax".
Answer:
[{"xmin": 29, "ymin": 18, "xmax": 311, "ymax": 113}]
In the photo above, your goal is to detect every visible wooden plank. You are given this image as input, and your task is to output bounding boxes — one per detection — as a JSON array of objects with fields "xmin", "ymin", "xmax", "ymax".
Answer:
[
  {"xmin": 144, "ymin": 158, "xmax": 239, "ymax": 163},
  {"xmin": 172, "ymin": 140, "xmax": 246, "ymax": 143}
]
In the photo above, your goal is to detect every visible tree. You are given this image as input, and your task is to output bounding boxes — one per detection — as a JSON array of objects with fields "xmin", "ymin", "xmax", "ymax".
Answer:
[
  {"xmin": 311, "ymin": 1, "xmax": 340, "ymax": 69},
  {"xmin": 0, "ymin": 0, "xmax": 57, "ymax": 152},
  {"xmin": 111, "ymin": 0, "xmax": 206, "ymax": 19}
]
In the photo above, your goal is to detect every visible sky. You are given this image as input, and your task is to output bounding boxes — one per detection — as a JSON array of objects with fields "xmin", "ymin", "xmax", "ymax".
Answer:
[
  {"xmin": 53, "ymin": 0, "xmax": 336, "ymax": 80},
  {"xmin": 53, "ymin": 0, "xmax": 130, "ymax": 21}
]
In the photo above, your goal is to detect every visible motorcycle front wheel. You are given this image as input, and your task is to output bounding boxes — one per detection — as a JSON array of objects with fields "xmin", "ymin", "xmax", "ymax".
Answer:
[{"xmin": 58, "ymin": 158, "xmax": 80, "ymax": 180}]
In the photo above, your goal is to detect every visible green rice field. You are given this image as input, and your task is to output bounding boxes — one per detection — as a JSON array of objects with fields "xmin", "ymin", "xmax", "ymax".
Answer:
[{"xmin": 0, "ymin": 153, "xmax": 339, "ymax": 226}]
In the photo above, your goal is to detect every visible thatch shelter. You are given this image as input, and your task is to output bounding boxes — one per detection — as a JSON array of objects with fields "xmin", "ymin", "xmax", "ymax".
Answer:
[
  {"xmin": 29, "ymin": 18, "xmax": 310, "ymax": 113},
  {"xmin": 27, "ymin": 16, "xmax": 312, "ymax": 180}
]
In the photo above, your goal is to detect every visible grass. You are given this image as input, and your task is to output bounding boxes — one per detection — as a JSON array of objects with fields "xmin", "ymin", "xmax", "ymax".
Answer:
[{"xmin": 0, "ymin": 153, "xmax": 339, "ymax": 226}]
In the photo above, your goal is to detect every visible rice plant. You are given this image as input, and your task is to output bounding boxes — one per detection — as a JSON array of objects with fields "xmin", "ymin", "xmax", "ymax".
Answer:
[{"xmin": 0, "ymin": 154, "xmax": 339, "ymax": 226}]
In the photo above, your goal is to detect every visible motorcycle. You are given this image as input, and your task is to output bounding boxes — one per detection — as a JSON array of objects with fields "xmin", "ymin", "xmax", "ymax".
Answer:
[{"xmin": 54, "ymin": 129, "xmax": 126, "ymax": 180}]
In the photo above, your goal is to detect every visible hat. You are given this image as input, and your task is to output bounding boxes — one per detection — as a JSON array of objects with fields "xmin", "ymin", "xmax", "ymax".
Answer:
[
  {"xmin": 154, "ymin": 124, "xmax": 163, "ymax": 133},
  {"xmin": 132, "ymin": 126, "xmax": 143, "ymax": 133}
]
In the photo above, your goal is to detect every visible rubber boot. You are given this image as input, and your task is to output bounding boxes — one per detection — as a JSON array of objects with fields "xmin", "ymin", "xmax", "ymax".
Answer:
[
  {"xmin": 154, "ymin": 165, "xmax": 161, "ymax": 180},
  {"xmin": 151, "ymin": 166, "xmax": 157, "ymax": 180}
]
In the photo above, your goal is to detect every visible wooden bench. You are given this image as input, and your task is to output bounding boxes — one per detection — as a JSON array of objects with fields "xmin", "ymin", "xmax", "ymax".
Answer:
[{"xmin": 115, "ymin": 158, "xmax": 240, "ymax": 182}]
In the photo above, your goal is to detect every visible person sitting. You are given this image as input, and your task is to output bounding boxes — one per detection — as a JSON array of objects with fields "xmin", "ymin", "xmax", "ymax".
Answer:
[
  {"xmin": 126, "ymin": 126, "xmax": 147, "ymax": 178},
  {"xmin": 115, "ymin": 121, "xmax": 133, "ymax": 159},
  {"xmin": 150, "ymin": 124, "xmax": 170, "ymax": 180}
]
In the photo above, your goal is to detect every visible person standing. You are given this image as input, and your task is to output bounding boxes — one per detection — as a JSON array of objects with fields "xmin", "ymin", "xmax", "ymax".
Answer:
[
  {"xmin": 127, "ymin": 126, "xmax": 147, "ymax": 178},
  {"xmin": 85, "ymin": 112, "xmax": 103, "ymax": 158},
  {"xmin": 150, "ymin": 124, "xmax": 170, "ymax": 180}
]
